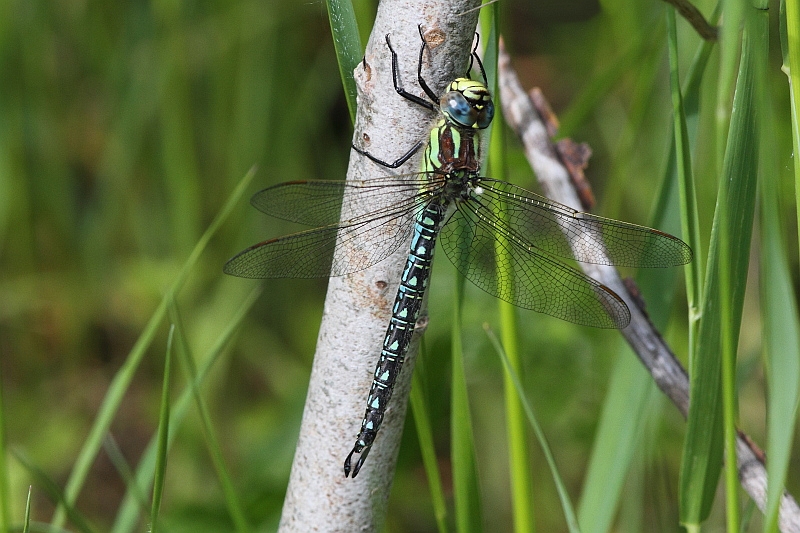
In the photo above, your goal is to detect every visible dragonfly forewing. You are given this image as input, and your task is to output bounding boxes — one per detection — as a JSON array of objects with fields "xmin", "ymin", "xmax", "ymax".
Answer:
[
  {"xmin": 478, "ymin": 179, "xmax": 692, "ymax": 268},
  {"xmin": 223, "ymin": 207, "xmax": 417, "ymax": 279},
  {"xmin": 250, "ymin": 175, "xmax": 436, "ymax": 227}
]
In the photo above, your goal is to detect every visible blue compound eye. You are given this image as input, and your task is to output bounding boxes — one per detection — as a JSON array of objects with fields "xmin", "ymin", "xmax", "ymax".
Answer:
[
  {"xmin": 476, "ymin": 100, "xmax": 495, "ymax": 129},
  {"xmin": 441, "ymin": 91, "xmax": 477, "ymax": 128}
]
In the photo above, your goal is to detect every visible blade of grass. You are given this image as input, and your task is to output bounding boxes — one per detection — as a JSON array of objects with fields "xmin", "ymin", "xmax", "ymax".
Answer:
[
  {"xmin": 495, "ymin": 171, "xmax": 534, "ymax": 533},
  {"xmin": 51, "ymin": 167, "xmax": 256, "ymax": 528},
  {"xmin": 763, "ymin": 4, "xmax": 800, "ymax": 531},
  {"xmin": 409, "ymin": 343, "xmax": 449, "ymax": 533},
  {"xmin": 667, "ymin": 7, "xmax": 703, "ymax": 352},
  {"xmin": 715, "ymin": 0, "xmax": 746, "ymax": 164},
  {"xmin": 22, "ymin": 487, "xmax": 30, "ymax": 533},
  {"xmin": 158, "ymin": 33, "xmax": 202, "ymax": 257},
  {"xmin": 451, "ymin": 272, "xmax": 483, "ymax": 533},
  {"xmin": 111, "ymin": 284, "xmax": 262, "ymax": 533},
  {"xmin": 717, "ymin": 94, "xmax": 740, "ymax": 533},
  {"xmin": 484, "ymin": 324, "xmax": 580, "ymax": 533},
  {"xmin": 669, "ymin": 1, "xmax": 737, "ymax": 530},
  {"xmin": 784, "ymin": 0, "xmax": 800, "ymax": 251},
  {"xmin": 481, "ymin": 8, "xmax": 534, "ymax": 533},
  {"xmin": 326, "ymin": 0, "xmax": 362, "ymax": 123},
  {"xmin": 577, "ymin": 350, "xmax": 657, "ymax": 533},
  {"xmin": 13, "ymin": 451, "xmax": 98, "ymax": 533},
  {"xmin": 0, "ymin": 360, "xmax": 8, "ymax": 533},
  {"xmin": 103, "ymin": 436, "xmax": 149, "ymax": 516},
  {"xmin": 168, "ymin": 300, "xmax": 251, "ymax": 533},
  {"xmin": 149, "ymin": 324, "xmax": 174, "ymax": 533},
  {"xmin": 679, "ymin": 6, "xmax": 761, "ymax": 526}
]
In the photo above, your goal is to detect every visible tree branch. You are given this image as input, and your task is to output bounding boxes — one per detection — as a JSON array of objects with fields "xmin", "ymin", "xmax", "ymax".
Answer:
[{"xmin": 278, "ymin": 1, "xmax": 481, "ymax": 531}]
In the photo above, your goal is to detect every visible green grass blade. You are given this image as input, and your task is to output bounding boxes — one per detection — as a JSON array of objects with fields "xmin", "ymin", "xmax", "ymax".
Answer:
[
  {"xmin": 149, "ymin": 324, "xmax": 174, "ymax": 533},
  {"xmin": 51, "ymin": 167, "xmax": 255, "ymax": 528},
  {"xmin": 21, "ymin": 486, "xmax": 31, "ymax": 533},
  {"xmin": 679, "ymin": 6, "xmax": 761, "ymax": 526},
  {"xmin": 784, "ymin": 0, "xmax": 800, "ymax": 248},
  {"xmin": 484, "ymin": 325, "xmax": 580, "ymax": 533},
  {"xmin": 326, "ymin": 0, "xmax": 362, "ymax": 123},
  {"xmin": 103, "ymin": 436, "xmax": 149, "ymax": 516},
  {"xmin": 717, "ymin": 99, "xmax": 741, "ymax": 533},
  {"xmin": 410, "ymin": 344, "xmax": 449, "ymax": 533},
  {"xmin": 670, "ymin": 2, "xmax": 737, "ymax": 530},
  {"xmin": 168, "ymin": 301, "xmax": 251, "ymax": 533},
  {"xmin": 0, "ymin": 363, "xmax": 8, "ymax": 533},
  {"xmin": 498, "ymin": 288, "xmax": 532, "ymax": 533},
  {"xmin": 763, "ymin": 5, "xmax": 800, "ymax": 531},
  {"xmin": 716, "ymin": 0, "xmax": 746, "ymax": 163},
  {"xmin": 13, "ymin": 451, "xmax": 98, "ymax": 533},
  {"xmin": 451, "ymin": 274, "xmax": 483, "ymax": 533},
  {"xmin": 159, "ymin": 41, "xmax": 202, "ymax": 257},
  {"xmin": 111, "ymin": 285, "xmax": 262, "ymax": 533},
  {"xmin": 667, "ymin": 7, "xmax": 703, "ymax": 340},
  {"xmin": 481, "ymin": 8, "xmax": 534, "ymax": 533},
  {"xmin": 577, "ymin": 352, "xmax": 657, "ymax": 533}
]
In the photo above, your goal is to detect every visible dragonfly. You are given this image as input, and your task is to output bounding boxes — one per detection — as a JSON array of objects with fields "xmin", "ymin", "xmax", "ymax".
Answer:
[{"xmin": 224, "ymin": 26, "xmax": 692, "ymax": 478}]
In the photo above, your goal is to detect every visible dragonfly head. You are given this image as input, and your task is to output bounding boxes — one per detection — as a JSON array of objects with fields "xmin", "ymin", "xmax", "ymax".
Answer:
[{"xmin": 440, "ymin": 78, "xmax": 494, "ymax": 130}]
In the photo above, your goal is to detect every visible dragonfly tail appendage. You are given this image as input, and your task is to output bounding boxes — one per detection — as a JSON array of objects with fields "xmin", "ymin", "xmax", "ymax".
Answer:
[{"xmin": 344, "ymin": 443, "xmax": 371, "ymax": 478}]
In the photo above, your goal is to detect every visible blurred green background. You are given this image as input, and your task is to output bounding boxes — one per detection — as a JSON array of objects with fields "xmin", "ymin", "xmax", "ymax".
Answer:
[{"xmin": 0, "ymin": 0, "xmax": 796, "ymax": 531}]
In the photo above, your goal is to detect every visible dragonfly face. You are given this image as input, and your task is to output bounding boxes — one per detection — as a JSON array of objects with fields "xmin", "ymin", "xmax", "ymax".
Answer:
[{"xmin": 440, "ymin": 78, "xmax": 494, "ymax": 129}]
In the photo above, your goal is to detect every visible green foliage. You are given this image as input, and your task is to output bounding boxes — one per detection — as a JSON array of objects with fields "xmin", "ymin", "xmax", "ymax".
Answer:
[
  {"xmin": 1, "ymin": 0, "xmax": 797, "ymax": 531},
  {"xmin": 680, "ymin": 5, "xmax": 763, "ymax": 527}
]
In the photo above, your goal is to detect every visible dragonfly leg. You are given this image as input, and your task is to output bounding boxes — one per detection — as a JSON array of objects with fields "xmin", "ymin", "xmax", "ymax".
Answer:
[
  {"xmin": 384, "ymin": 34, "xmax": 436, "ymax": 111},
  {"xmin": 466, "ymin": 32, "xmax": 489, "ymax": 86},
  {"xmin": 415, "ymin": 25, "xmax": 440, "ymax": 103},
  {"xmin": 352, "ymin": 140, "xmax": 424, "ymax": 169}
]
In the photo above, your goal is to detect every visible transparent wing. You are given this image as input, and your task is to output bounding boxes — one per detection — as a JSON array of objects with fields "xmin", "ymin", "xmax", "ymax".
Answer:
[
  {"xmin": 224, "ymin": 205, "xmax": 420, "ymax": 278},
  {"xmin": 475, "ymin": 179, "xmax": 692, "ymax": 268},
  {"xmin": 440, "ymin": 206, "xmax": 631, "ymax": 328},
  {"xmin": 228, "ymin": 174, "xmax": 444, "ymax": 279},
  {"xmin": 250, "ymin": 174, "xmax": 436, "ymax": 227}
]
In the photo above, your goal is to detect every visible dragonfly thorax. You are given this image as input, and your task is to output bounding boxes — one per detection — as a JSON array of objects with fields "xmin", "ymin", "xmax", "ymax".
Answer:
[
  {"xmin": 440, "ymin": 78, "xmax": 494, "ymax": 130},
  {"xmin": 441, "ymin": 170, "xmax": 481, "ymax": 203}
]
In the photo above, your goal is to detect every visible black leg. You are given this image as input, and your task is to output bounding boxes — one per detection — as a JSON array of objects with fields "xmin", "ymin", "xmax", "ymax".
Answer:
[
  {"xmin": 385, "ymin": 34, "xmax": 436, "ymax": 111},
  {"xmin": 415, "ymin": 25, "xmax": 440, "ymax": 103},
  {"xmin": 352, "ymin": 141, "xmax": 424, "ymax": 169},
  {"xmin": 466, "ymin": 32, "xmax": 488, "ymax": 86},
  {"xmin": 473, "ymin": 40, "xmax": 488, "ymax": 86},
  {"xmin": 353, "ymin": 28, "xmax": 446, "ymax": 169}
]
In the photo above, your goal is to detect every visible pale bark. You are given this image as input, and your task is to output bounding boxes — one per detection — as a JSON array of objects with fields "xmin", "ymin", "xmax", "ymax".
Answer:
[{"xmin": 278, "ymin": 1, "xmax": 481, "ymax": 531}]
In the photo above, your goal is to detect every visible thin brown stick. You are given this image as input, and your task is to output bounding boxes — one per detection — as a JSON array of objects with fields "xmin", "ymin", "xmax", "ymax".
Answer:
[
  {"xmin": 497, "ymin": 38, "xmax": 800, "ymax": 533},
  {"xmin": 661, "ymin": 0, "xmax": 719, "ymax": 41}
]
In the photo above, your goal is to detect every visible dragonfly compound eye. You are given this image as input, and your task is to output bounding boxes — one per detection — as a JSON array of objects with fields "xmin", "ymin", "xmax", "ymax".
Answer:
[
  {"xmin": 441, "ymin": 91, "xmax": 478, "ymax": 128},
  {"xmin": 476, "ymin": 100, "xmax": 495, "ymax": 129}
]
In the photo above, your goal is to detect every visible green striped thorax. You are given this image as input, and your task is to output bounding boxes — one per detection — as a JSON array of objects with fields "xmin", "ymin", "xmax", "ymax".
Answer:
[{"xmin": 424, "ymin": 78, "xmax": 494, "ymax": 177}]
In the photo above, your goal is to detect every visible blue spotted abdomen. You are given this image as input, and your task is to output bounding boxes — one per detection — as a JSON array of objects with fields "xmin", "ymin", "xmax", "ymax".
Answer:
[{"xmin": 344, "ymin": 200, "xmax": 446, "ymax": 477}]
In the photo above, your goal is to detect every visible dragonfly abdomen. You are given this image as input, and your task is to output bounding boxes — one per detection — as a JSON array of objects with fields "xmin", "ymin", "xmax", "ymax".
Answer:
[{"xmin": 344, "ymin": 201, "xmax": 446, "ymax": 478}]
